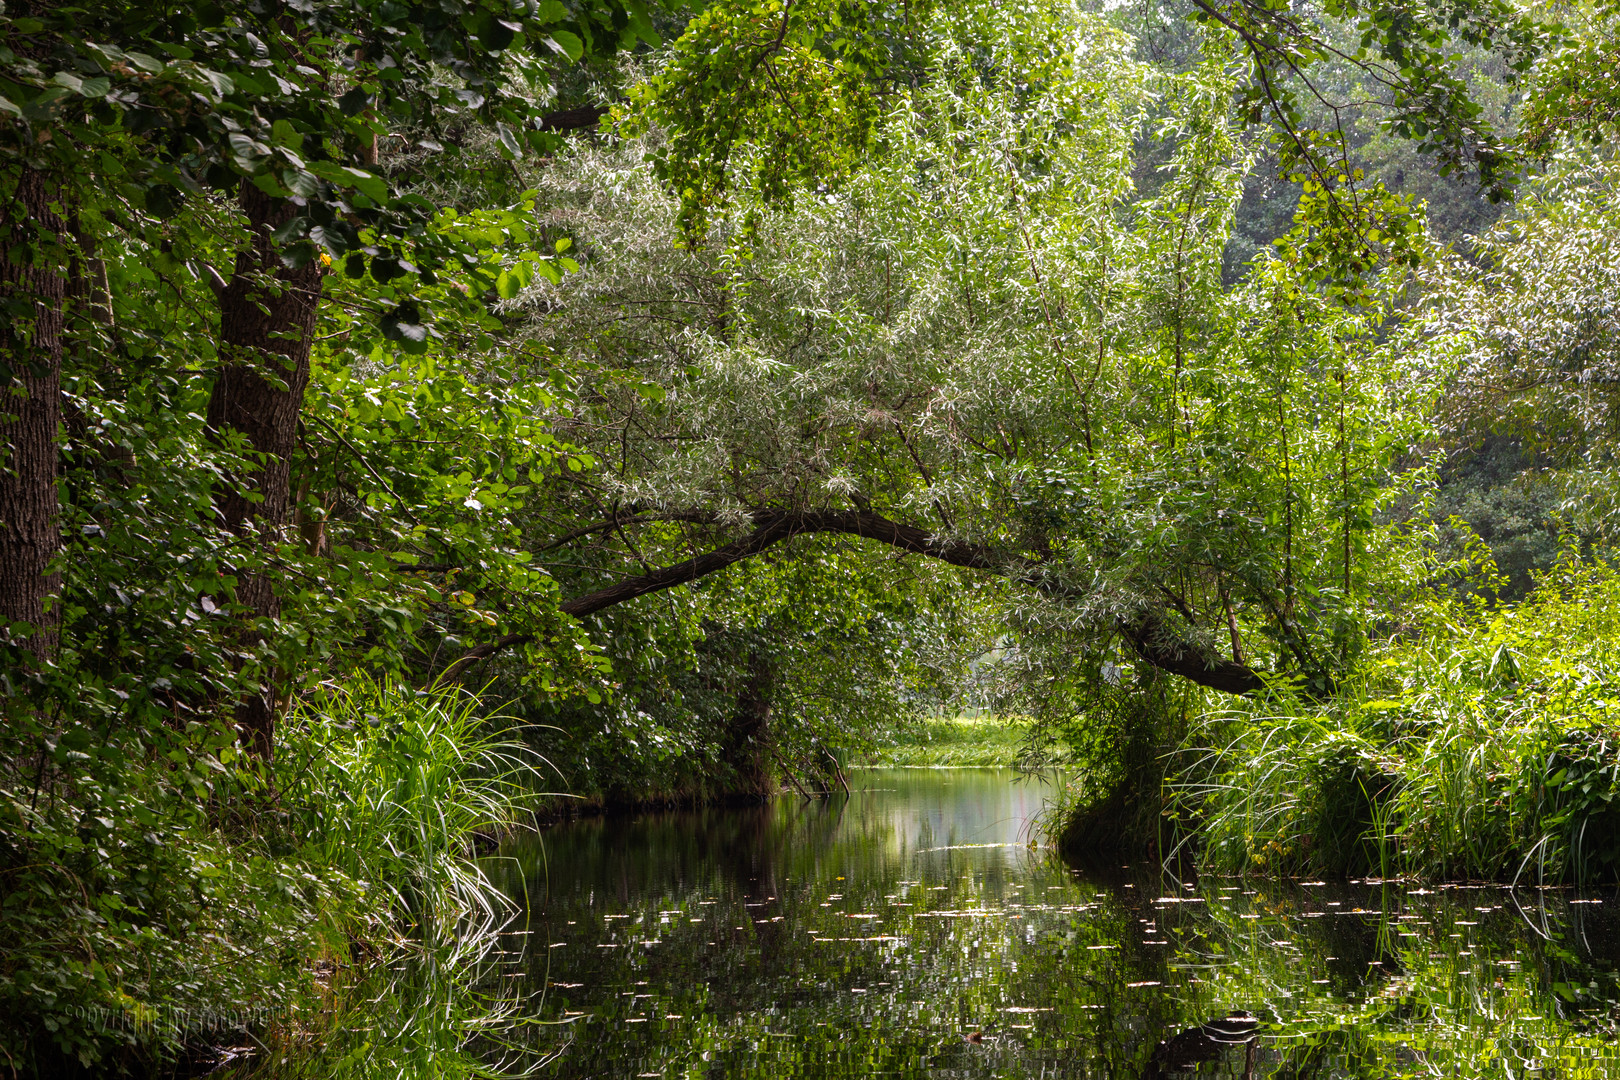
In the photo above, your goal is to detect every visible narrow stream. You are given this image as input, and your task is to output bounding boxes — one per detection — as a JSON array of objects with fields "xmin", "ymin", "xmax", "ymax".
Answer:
[{"xmin": 491, "ymin": 768, "xmax": 1620, "ymax": 1077}]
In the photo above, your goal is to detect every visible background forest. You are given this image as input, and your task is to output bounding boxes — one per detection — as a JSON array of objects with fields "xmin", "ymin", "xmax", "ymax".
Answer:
[{"xmin": 3, "ymin": 0, "xmax": 1620, "ymax": 1072}]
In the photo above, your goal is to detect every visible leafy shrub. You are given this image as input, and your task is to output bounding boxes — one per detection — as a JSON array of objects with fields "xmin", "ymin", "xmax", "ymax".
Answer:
[{"xmin": 0, "ymin": 712, "xmax": 344, "ymax": 1074}]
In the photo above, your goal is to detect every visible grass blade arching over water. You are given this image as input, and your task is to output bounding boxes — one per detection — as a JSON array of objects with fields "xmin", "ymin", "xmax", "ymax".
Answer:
[{"xmin": 246, "ymin": 677, "xmax": 556, "ymax": 1078}]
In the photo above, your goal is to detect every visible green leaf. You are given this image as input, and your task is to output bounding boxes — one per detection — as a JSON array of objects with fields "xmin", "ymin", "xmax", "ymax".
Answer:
[
  {"xmin": 124, "ymin": 50, "xmax": 163, "ymax": 73},
  {"xmin": 338, "ymin": 85, "xmax": 371, "ymax": 117},
  {"xmin": 342, "ymin": 167, "xmax": 388, "ymax": 203},
  {"xmin": 199, "ymin": 68, "xmax": 234, "ymax": 97},
  {"xmin": 310, "ymin": 161, "xmax": 388, "ymax": 202},
  {"xmin": 495, "ymin": 122, "xmax": 522, "ymax": 159},
  {"xmin": 372, "ymin": 257, "xmax": 407, "ymax": 283},
  {"xmin": 543, "ymin": 31, "xmax": 584, "ymax": 61},
  {"xmin": 284, "ymin": 169, "xmax": 319, "ymax": 198},
  {"xmin": 272, "ymin": 214, "xmax": 310, "ymax": 244},
  {"xmin": 477, "ymin": 15, "xmax": 517, "ymax": 51}
]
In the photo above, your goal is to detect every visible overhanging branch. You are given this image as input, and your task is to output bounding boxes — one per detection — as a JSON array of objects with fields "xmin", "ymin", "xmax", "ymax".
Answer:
[
  {"xmin": 1118, "ymin": 611, "xmax": 1266, "ymax": 697},
  {"xmin": 431, "ymin": 508, "xmax": 1280, "ymax": 695}
]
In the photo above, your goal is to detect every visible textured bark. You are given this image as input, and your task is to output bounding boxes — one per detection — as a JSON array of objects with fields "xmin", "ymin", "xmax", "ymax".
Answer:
[
  {"xmin": 435, "ymin": 508, "xmax": 1280, "ymax": 696},
  {"xmin": 0, "ymin": 165, "xmax": 65, "ymax": 663},
  {"xmin": 1118, "ymin": 611, "xmax": 1266, "ymax": 697},
  {"xmin": 207, "ymin": 183, "xmax": 324, "ymax": 759}
]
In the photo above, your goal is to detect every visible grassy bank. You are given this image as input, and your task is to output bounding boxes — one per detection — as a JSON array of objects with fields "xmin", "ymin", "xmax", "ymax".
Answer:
[
  {"xmin": 1060, "ymin": 555, "xmax": 1620, "ymax": 883},
  {"xmin": 859, "ymin": 715, "xmax": 1044, "ymax": 768},
  {"xmin": 1, "ymin": 677, "xmax": 536, "ymax": 1077}
]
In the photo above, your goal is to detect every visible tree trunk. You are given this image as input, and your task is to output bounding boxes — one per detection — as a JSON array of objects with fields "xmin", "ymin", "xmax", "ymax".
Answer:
[
  {"xmin": 0, "ymin": 165, "xmax": 65, "ymax": 665},
  {"xmin": 207, "ymin": 183, "xmax": 323, "ymax": 759},
  {"xmin": 722, "ymin": 651, "xmax": 777, "ymax": 801}
]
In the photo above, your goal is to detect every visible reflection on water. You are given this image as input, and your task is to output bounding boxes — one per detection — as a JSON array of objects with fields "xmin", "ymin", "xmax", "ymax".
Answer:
[{"xmin": 489, "ymin": 769, "xmax": 1620, "ymax": 1077}]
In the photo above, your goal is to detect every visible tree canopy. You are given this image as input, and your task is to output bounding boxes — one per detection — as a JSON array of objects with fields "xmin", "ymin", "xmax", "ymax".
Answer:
[{"xmin": 4, "ymin": 0, "xmax": 1620, "ymax": 1068}]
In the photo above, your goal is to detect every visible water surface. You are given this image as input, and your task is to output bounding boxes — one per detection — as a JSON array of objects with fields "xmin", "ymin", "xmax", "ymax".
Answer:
[{"xmin": 494, "ymin": 768, "xmax": 1620, "ymax": 1077}]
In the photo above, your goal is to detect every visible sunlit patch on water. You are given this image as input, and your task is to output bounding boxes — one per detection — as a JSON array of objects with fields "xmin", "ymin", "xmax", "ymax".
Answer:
[{"xmin": 487, "ymin": 769, "xmax": 1620, "ymax": 1078}]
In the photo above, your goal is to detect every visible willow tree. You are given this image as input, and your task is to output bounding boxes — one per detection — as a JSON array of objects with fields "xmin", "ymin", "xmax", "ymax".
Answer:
[
  {"xmin": 439, "ymin": 0, "xmax": 1426, "ymax": 734},
  {"xmin": 1415, "ymin": 156, "xmax": 1620, "ymax": 546}
]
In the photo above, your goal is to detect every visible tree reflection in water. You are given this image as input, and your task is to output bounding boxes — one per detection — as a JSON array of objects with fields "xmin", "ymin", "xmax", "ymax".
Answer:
[{"xmin": 487, "ymin": 770, "xmax": 1620, "ymax": 1078}]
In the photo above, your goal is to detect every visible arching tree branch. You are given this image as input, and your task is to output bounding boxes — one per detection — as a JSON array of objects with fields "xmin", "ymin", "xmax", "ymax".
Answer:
[
  {"xmin": 1118, "ymin": 610, "xmax": 1266, "ymax": 697},
  {"xmin": 431, "ymin": 508, "xmax": 1278, "ymax": 695}
]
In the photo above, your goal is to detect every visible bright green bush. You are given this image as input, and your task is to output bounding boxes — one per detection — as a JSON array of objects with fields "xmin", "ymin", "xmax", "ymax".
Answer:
[{"xmin": 1185, "ymin": 553, "xmax": 1620, "ymax": 882}]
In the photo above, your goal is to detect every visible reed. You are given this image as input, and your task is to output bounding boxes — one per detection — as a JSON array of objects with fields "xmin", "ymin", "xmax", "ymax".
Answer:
[
  {"xmin": 1176, "ymin": 555, "xmax": 1620, "ymax": 882},
  {"xmin": 242, "ymin": 676, "xmax": 550, "ymax": 1078}
]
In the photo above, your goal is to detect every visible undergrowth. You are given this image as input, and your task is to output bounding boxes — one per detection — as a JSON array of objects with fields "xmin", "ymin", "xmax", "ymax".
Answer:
[
  {"xmin": 1181, "ymin": 553, "xmax": 1620, "ymax": 883},
  {"xmin": 0, "ymin": 676, "xmax": 542, "ymax": 1078}
]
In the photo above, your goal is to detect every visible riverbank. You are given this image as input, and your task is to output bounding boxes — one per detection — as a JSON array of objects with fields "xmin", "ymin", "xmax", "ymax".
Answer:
[
  {"xmin": 1055, "ymin": 557, "xmax": 1620, "ymax": 883},
  {"xmin": 1, "ymin": 677, "xmax": 530, "ymax": 1078},
  {"xmin": 522, "ymin": 721, "xmax": 1043, "ymax": 816},
  {"xmin": 858, "ymin": 716, "xmax": 1044, "ymax": 768}
]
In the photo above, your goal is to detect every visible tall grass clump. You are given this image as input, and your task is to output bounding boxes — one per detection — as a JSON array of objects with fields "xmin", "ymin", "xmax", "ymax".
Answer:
[
  {"xmin": 0, "ymin": 676, "xmax": 546, "ymax": 1077},
  {"xmin": 1180, "ymin": 706, "xmax": 1398, "ymax": 877},
  {"xmin": 275, "ymin": 677, "xmax": 544, "ymax": 930},
  {"xmin": 247, "ymin": 676, "xmax": 550, "ymax": 1079},
  {"xmin": 1184, "ymin": 552, "xmax": 1620, "ymax": 882}
]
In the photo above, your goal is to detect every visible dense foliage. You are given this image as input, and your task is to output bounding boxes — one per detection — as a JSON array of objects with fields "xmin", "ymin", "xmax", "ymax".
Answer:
[{"xmin": 3, "ymin": 0, "xmax": 1619, "ymax": 1071}]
